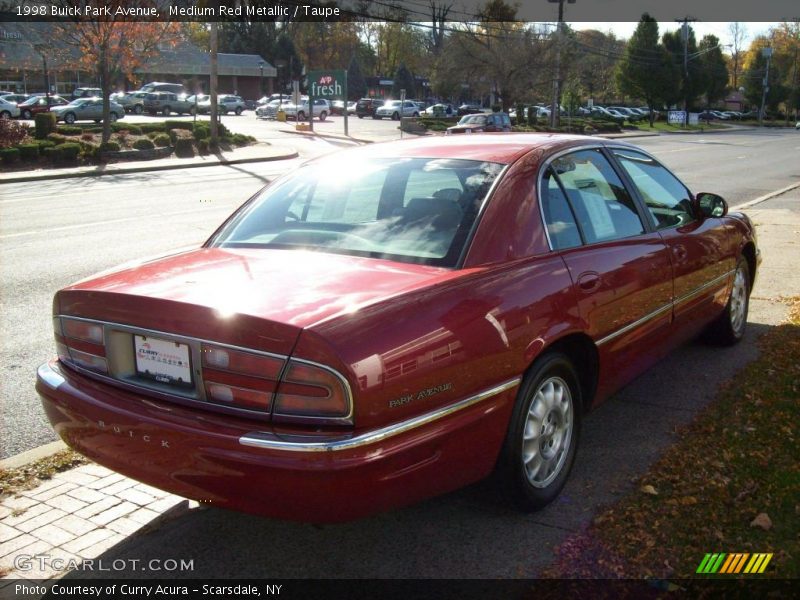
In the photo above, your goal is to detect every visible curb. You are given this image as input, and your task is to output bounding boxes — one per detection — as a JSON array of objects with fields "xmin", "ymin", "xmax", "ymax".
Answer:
[
  {"xmin": 598, "ymin": 131, "xmax": 660, "ymax": 139},
  {"xmin": 0, "ymin": 148, "xmax": 299, "ymax": 185},
  {"xmin": 732, "ymin": 181, "xmax": 800, "ymax": 210},
  {"xmin": 0, "ymin": 440, "xmax": 67, "ymax": 470}
]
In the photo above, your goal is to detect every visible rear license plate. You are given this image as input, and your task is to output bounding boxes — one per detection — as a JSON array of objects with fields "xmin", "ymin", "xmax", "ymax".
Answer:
[{"xmin": 134, "ymin": 335, "xmax": 193, "ymax": 388}]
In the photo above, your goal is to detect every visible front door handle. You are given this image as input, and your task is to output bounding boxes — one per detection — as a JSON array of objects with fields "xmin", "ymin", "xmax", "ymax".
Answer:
[{"xmin": 577, "ymin": 272, "xmax": 601, "ymax": 293}]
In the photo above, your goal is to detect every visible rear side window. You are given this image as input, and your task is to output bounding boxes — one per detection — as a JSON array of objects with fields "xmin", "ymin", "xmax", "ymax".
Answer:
[
  {"xmin": 541, "ymin": 168, "xmax": 582, "ymax": 250},
  {"xmin": 550, "ymin": 149, "xmax": 644, "ymax": 244}
]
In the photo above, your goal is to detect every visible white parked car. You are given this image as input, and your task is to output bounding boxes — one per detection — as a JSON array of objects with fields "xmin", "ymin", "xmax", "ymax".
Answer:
[
  {"xmin": 256, "ymin": 99, "xmax": 283, "ymax": 119},
  {"xmin": 374, "ymin": 100, "xmax": 420, "ymax": 120},
  {"xmin": 281, "ymin": 98, "xmax": 330, "ymax": 121},
  {"xmin": 0, "ymin": 97, "xmax": 21, "ymax": 119}
]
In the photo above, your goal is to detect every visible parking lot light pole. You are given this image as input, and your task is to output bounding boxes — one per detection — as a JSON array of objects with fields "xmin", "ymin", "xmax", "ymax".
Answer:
[{"xmin": 258, "ymin": 61, "xmax": 264, "ymax": 99}]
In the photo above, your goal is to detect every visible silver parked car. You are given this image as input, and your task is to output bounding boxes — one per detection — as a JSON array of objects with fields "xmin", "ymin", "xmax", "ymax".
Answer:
[
  {"xmin": 51, "ymin": 97, "xmax": 124, "ymax": 123},
  {"xmin": 111, "ymin": 91, "xmax": 147, "ymax": 114},
  {"xmin": 218, "ymin": 95, "xmax": 246, "ymax": 115},
  {"xmin": 374, "ymin": 100, "xmax": 420, "ymax": 120}
]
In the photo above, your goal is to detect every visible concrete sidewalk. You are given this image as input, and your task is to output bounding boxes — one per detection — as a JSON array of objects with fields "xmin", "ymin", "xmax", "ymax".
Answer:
[
  {"xmin": 1, "ymin": 178, "xmax": 798, "ymax": 584},
  {"xmin": 0, "ymin": 142, "xmax": 298, "ymax": 185}
]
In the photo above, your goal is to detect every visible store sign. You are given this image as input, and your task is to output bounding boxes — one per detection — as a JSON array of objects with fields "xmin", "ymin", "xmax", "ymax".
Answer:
[
  {"xmin": 668, "ymin": 110, "xmax": 686, "ymax": 124},
  {"xmin": 307, "ymin": 69, "xmax": 346, "ymax": 99}
]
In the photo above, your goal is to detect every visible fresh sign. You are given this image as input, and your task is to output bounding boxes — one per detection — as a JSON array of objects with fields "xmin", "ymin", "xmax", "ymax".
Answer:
[{"xmin": 307, "ymin": 69, "xmax": 346, "ymax": 99}]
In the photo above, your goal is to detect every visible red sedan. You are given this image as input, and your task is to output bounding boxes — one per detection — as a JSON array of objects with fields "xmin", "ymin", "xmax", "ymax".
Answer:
[
  {"xmin": 37, "ymin": 135, "xmax": 759, "ymax": 522},
  {"xmin": 17, "ymin": 95, "xmax": 68, "ymax": 119}
]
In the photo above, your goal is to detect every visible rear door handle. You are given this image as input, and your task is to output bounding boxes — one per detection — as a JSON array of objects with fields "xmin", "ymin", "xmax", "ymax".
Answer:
[{"xmin": 577, "ymin": 272, "xmax": 601, "ymax": 293}]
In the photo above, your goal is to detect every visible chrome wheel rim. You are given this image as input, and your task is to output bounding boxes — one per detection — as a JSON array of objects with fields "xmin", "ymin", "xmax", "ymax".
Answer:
[
  {"xmin": 522, "ymin": 376, "xmax": 573, "ymax": 488},
  {"xmin": 730, "ymin": 266, "xmax": 747, "ymax": 334}
]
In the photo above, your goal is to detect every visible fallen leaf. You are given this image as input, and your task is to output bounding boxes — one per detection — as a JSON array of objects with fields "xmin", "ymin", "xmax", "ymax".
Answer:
[
  {"xmin": 750, "ymin": 513, "xmax": 772, "ymax": 530},
  {"xmin": 640, "ymin": 484, "xmax": 658, "ymax": 496}
]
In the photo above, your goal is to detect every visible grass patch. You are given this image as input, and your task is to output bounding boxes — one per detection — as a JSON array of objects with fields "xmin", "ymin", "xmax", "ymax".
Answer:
[
  {"xmin": 543, "ymin": 296, "xmax": 800, "ymax": 579},
  {"xmin": 632, "ymin": 121, "xmax": 727, "ymax": 132},
  {"xmin": 0, "ymin": 450, "xmax": 88, "ymax": 499}
]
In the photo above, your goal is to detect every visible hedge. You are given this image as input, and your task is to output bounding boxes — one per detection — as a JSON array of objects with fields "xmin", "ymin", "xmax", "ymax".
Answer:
[
  {"xmin": 18, "ymin": 143, "xmax": 40, "ymax": 160},
  {"xmin": 139, "ymin": 122, "xmax": 167, "ymax": 134},
  {"xmin": 165, "ymin": 120, "xmax": 193, "ymax": 132},
  {"xmin": 54, "ymin": 143, "xmax": 81, "ymax": 161},
  {"xmin": 132, "ymin": 138, "xmax": 155, "ymax": 150},
  {"xmin": 196, "ymin": 139, "xmax": 209, "ymax": 154},
  {"xmin": 0, "ymin": 147, "xmax": 20, "ymax": 163},
  {"xmin": 99, "ymin": 141, "xmax": 121, "ymax": 152},
  {"xmin": 37, "ymin": 140, "xmax": 55, "ymax": 150},
  {"xmin": 174, "ymin": 137, "xmax": 195, "ymax": 158},
  {"xmin": 46, "ymin": 133, "xmax": 68, "ymax": 144},
  {"xmin": 111, "ymin": 123, "xmax": 142, "ymax": 135},
  {"xmin": 57, "ymin": 125, "xmax": 83, "ymax": 136},
  {"xmin": 152, "ymin": 133, "xmax": 171, "ymax": 147},
  {"xmin": 34, "ymin": 113, "xmax": 57, "ymax": 139}
]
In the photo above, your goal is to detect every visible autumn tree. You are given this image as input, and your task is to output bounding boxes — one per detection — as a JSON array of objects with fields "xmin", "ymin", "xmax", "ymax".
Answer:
[
  {"xmin": 728, "ymin": 23, "xmax": 748, "ymax": 89},
  {"xmin": 52, "ymin": 2, "xmax": 178, "ymax": 143},
  {"xmin": 575, "ymin": 29, "xmax": 625, "ymax": 105},
  {"xmin": 742, "ymin": 36, "xmax": 789, "ymax": 114}
]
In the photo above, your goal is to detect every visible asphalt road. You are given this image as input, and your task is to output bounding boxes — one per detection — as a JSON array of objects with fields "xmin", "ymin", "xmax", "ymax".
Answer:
[{"xmin": 0, "ymin": 127, "xmax": 798, "ymax": 462}]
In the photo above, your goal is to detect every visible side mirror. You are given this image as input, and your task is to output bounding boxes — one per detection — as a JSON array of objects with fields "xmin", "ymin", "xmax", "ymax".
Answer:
[{"xmin": 696, "ymin": 192, "xmax": 728, "ymax": 218}]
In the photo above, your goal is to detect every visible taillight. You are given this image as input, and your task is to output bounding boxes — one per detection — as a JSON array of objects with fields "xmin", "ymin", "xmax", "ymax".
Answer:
[
  {"xmin": 54, "ymin": 317, "xmax": 107, "ymax": 374},
  {"xmin": 201, "ymin": 344, "xmax": 284, "ymax": 412},
  {"xmin": 273, "ymin": 360, "xmax": 352, "ymax": 422}
]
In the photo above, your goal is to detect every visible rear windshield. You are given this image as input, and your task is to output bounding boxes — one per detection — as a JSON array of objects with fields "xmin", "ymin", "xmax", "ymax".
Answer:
[{"xmin": 209, "ymin": 157, "xmax": 505, "ymax": 267}]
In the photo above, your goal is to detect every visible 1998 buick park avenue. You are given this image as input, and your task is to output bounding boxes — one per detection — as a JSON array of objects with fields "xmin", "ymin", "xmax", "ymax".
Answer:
[{"xmin": 37, "ymin": 134, "xmax": 760, "ymax": 522}]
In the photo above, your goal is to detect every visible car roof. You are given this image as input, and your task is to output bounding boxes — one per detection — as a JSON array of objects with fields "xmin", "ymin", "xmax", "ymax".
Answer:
[{"xmin": 310, "ymin": 133, "xmax": 631, "ymax": 165}]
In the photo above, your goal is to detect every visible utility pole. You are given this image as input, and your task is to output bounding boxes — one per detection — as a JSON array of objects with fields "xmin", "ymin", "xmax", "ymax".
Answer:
[
  {"xmin": 676, "ymin": 16, "xmax": 696, "ymax": 126},
  {"xmin": 210, "ymin": 22, "xmax": 219, "ymax": 146},
  {"xmin": 758, "ymin": 46, "xmax": 772, "ymax": 126},
  {"xmin": 548, "ymin": 0, "xmax": 575, "ymax": 129}
]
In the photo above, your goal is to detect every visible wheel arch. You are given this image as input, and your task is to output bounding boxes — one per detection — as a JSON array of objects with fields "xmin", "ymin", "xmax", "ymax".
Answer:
[
  {"xmin": 526, "ymin": 332, "xmax": 598, "ymax": 414},
  {"xmin": 741, "ymin": 241, "xmax": 757, "ymax": 291}
]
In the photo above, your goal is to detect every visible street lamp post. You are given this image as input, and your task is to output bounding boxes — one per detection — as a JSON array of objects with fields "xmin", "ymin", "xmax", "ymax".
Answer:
[{"xmin": 258, "ymin": 61, "xmax": 264, "ymax": 100}]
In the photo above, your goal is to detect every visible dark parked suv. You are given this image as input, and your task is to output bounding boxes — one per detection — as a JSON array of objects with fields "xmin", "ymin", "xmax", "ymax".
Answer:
[{"xmin": 355, "ymin": 98, "xmax": 382, "ymax": 119}]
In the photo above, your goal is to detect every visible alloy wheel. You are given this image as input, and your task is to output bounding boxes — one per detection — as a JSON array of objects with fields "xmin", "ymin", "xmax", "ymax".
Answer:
[{"xmin": 521, "ymin": 376, "xmax": 573, "ymax": 488}]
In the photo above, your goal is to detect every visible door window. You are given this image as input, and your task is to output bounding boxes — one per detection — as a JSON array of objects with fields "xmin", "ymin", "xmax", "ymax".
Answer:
[
  {"xmin": 540, "ymin": 168, "xmax": 582, "ymax": 250},
  {"xmin": 611, "ymin": 148, "xmax": 695, "ymax": 229},
  {"xmin": 550, "ymin": 149, "xmax": 645, "ymax": 244}
]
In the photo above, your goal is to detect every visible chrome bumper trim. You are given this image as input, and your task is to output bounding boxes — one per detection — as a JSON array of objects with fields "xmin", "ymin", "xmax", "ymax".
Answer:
[
  {"xmin": 239, "ymin": 377, "xmax": 521, "ymax": 453},
  {"xmin": 37, "ymin": 361, "xmax": 66, "ymax": 390}
]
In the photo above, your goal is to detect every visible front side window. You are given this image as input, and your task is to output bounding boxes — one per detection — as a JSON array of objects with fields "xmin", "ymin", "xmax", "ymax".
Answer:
[
  {"xmin": 612, "ymin": 149, "xmax": 694, "ymax": 229},
  {"xmin": 211, "ymin": 157, "xmax": 504, "ymax": 267},
  {"xmin": 550, "ymin": 149, "xmax": 644, "ymax": 244}
]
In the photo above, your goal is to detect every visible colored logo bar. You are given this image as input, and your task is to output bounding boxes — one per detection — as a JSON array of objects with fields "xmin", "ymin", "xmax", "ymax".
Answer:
[{"xmin": 696, "ymin": 553, "xmax": 773, "ymax": 574}]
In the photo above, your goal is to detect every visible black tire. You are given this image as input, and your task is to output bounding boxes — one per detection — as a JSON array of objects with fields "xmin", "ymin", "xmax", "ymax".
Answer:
[
  {"xmin": 235, "ymin": 107, "xmax": 243, "ymax": 115},
  {"xmin": 705, "ymin": 256, "xmax": 750, "ymax": 345},
  {"xmin": 319, "ymin": 111, "xmax": 327, "ymax": 121},
  {"xmin": 161, "ymin": 106, "xmax": 170, "ymax": 116},
  {"xmin": 392, "ymin": 111, "xmax": 400, "ymax": 120},
  {"xmin": 413, "ymin": 112, "xmax": 419, "ymax": 117},
  {"xmin": 22, "ymin": 109, "xmax": 33, "ymax": 119},
  {"xmin": 358, "ymin": 115, "xmax": 364, "ymax": 119},
  {"xmin": 496, "ymin": 353, "xmax": 582, "ymax": 511},
  {"xmin": 65, "ymin": 113, "xmax": 76, "ymax": 124},
  {"xmin": 372, "ymin": 114, "xmax": 380, "ymax": 120},
  {"xmin": 133, "ymin": 104, "xmax": 143, "ymax": 115},
  {"xmin": 297, "ymin": 111, "xmax": 306, "ymax": 121},
  {"xmin": 109, "ymin": 112, "xmax": 118, "ymax": 122}
]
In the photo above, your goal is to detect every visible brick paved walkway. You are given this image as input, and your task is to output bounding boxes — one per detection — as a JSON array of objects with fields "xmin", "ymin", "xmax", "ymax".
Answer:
[{"xmin": 0, "ymin": 464, "xmax": 187, "ymax": 581}]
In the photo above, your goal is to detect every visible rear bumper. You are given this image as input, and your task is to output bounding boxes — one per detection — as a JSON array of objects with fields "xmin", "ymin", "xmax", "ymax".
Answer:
[{"xmin": 37, "ymin": 361, "xmax": 516, "ymax": 522}]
